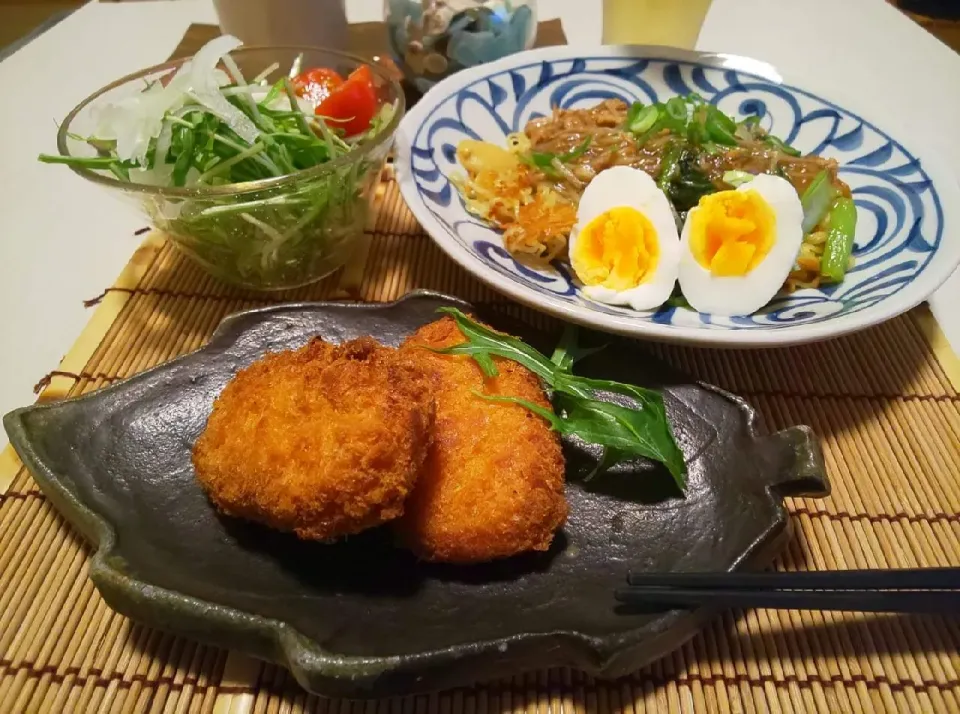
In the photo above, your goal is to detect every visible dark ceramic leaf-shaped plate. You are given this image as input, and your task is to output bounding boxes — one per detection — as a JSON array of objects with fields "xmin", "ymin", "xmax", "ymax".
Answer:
[{"xmin": 4, "ymin": 291, "xmax": 829, "ymax": 698}]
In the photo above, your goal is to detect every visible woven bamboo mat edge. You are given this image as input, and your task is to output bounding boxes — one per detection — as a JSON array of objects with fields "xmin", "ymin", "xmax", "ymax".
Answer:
[
  {"xmin": 914, "ymin": 304, "xmax": 960, "ymax": 390},
  {"xmin": 3, "ymin": 13, "xmax": 960, "ymax": 709},
  {"xmin": 3, "ymin": 214, "xmax": 960, "ymax": 714},
  {"xmin": 0, "ymin": 234, "xmax": 166, "ymax": 493},
  {"xmin": 3, "ymin": 227, "xmax": 960, "ymax": 493}
]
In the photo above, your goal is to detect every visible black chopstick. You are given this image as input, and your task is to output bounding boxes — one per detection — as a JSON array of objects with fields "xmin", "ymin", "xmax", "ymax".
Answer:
[
  {"xmin": 616, "ymin": 568, "xmax": 960, "ymax": 614},
  {"xmin": 626, "ymin": 568, "xmax": 960, "ymax": 590}
]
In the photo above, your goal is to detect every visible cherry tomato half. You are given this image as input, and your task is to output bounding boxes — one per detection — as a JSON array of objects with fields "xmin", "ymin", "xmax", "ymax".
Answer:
[
  {"xmin": 314, "ymin": 65, "xmax": 379, "ymax": 137},
  {"xmin": 292, "ymin": 67, "xmax": 344, "ymax": 105}
]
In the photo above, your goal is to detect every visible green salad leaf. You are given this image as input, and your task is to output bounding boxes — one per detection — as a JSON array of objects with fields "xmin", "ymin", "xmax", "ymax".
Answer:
[{"xmin": 430, "ymin": 307, "xmax": 688, "ymax": 489}]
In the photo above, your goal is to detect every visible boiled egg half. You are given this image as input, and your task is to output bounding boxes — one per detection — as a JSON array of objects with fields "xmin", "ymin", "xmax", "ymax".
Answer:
[
  {"xmin": 678, "ymin": 173, "xmax": 803, "ymax": 317},
  {"xmin": 568, "ymin": 166, "xmax": 680, "ymax": 311}
]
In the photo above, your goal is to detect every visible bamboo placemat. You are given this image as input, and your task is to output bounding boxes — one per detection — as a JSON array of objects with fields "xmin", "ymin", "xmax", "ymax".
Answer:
[
  {"xmin": 3, "ymin": 181, "xmax": 960, "ymax": 714},
  {"xmin": 4, "ymin": 19, "xmax": 960, "ymax": 714}
]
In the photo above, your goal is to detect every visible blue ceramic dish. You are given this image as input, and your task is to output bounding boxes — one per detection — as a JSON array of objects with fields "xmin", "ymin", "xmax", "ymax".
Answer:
[{"xmin": 395, "ymin": 46, "xmax": 960, "ymax": 347}]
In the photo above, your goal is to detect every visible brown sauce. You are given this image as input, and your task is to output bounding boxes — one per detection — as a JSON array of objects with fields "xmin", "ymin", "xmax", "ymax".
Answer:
[{"xmin": 521, "ymin": 100, "xmax": 851, "ymax": 199}]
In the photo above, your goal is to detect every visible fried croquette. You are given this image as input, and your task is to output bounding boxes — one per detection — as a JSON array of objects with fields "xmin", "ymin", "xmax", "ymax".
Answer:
[
  {"xmin": 395, "ymin": 316, "xmax": 567, "ymax": 563},
  {"xmin": 192, "ymin": 336, "xmax": 434, "ymax": 541}
]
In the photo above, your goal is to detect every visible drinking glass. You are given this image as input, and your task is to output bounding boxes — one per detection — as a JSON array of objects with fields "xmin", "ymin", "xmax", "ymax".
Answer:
[{"xmin": 602, "ymin": 0, "xmax": 712, "ymax": 49}]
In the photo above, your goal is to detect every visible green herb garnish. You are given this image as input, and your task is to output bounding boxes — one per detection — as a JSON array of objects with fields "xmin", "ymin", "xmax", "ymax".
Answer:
[
  {"xmin": 627, "ymin": 94, "xmax": 801, "ymax": 162},
  {"xmin": 704, "ymin": 105, "xmax": 738, "ymax": 146},
  {"xmin": 663, "ymin": 96, "xmax": 690, "ymax": 133},
  {"xmin": 431, "ymin": 307, "xmax": 687, "ymax": 489},
  {"xmin": 625, "ymin": 103, "xmax": 660, "ymax": 135},
  {"xmin": 522, "ymin": 136, "xmax": 592, "ymax": 177},
  {"xmin": 763, "ymin": 133, "xmax": 801, "ymax": 157}
]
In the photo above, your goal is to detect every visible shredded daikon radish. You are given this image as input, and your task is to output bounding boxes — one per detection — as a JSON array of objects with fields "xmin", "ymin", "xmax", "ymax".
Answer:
[
  {"xmin": 92, "ymin": 35, "xmax": 261, "ymax": 166},
  {"xmin": 221, "ymin": 52, "xmax": 264, "ymax": 128},
  {"xmin": 252, "ymin": 62, "xmax": 281, "ymax": 85},
  {"xmin": 183, "ymin": 36, "xmax": 260, "ymax": 145}
]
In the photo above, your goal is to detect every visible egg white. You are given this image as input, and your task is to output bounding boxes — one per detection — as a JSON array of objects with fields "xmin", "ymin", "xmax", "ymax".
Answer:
[
  {"xmin": 678, "ymin": 173, "xmax": 804, "ymax": 317},
  {"xmin": 569, "ymin": 166, "xmax": 681, "ymax": 311}
]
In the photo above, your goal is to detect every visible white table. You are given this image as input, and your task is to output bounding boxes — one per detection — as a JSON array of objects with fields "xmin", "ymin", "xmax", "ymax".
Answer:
[{"xmin": 1, "ymin": 0, "xmax": 958, "ymax": 447}]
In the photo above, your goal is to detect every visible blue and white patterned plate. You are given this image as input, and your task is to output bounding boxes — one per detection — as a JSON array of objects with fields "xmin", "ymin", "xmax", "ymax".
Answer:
[{"xmin": 394, "ymin": 46, "xmax": 960, "ymax": 347}]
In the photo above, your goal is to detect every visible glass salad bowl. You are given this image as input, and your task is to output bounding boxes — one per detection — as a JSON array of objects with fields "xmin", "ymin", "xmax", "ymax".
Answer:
[{"xmin": 51, "ymin": 43, "xmax": 404, "ymax": 291}]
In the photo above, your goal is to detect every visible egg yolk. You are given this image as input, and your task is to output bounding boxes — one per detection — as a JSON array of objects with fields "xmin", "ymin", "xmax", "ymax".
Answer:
[
  {"xmin": 689, "ymin": 189, "xmax": 776, "ymax": 277},
  {"xmin": 572, "ymin": 207, "xmax": 659, "ymax": 290}
]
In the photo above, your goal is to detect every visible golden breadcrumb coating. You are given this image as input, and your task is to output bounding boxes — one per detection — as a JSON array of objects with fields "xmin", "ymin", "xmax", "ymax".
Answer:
[
  {"xmin": 396, "ymin": 316, "xmax": 567, "ymax": 563},
  {"xmin": 192, "ymin": 336, "xmax": 434, "ymax": 541}
]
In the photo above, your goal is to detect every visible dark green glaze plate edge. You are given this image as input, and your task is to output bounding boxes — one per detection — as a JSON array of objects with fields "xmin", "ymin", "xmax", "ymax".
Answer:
[{"xmin": 3, "ymin": 290, "xmax": 830, "ymax": 698}]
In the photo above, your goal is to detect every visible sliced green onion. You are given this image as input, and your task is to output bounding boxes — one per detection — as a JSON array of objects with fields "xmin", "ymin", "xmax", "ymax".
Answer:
[
  {"xmin": 664, "ymin": 97, "xmax": 689, "ymax": 132},
  {"xmin": 657, "ymin": 143, "xmax": 683, "ymax": 189},
  {"xmin": 697, "ymin": 105, "xmax": 736, "ymax": 146},
  {"xmin": 686, "ymin": 118, "xmax": 708, "ymax": 145},
  {"xmin": 800, "ymin": 170, "xmax": 839, "ymax": 234},
  {"xmin": 820, "ymin": 197, "xmax": 858, "ymax": 282},
  {"xmin": 521, "ymin": 152, "xmax": 555, "ymax": 174},
  {"xmin": 710, "ymin": 105, "xmax": 736, "ymax": 132},
  {"xmin": 559, "ymin": 135, "xmax": 592, "ymax": 161},
  {"xmin": 705, "ymin": 111, "xmax": 737, "ymax": 145},
  {"xmin": 764, "ymin": 134, "xmax": 801, "ymax": 157},
  {"xmin": 624, "ymin": 101, "xmax": 644, "ymax": 129},
  {"xmin": 722, "ymin": 170, "xmax": 755, "ymax": 187},
  {"xmin": 521, "ymin": 136, "xmax": 591, "ymax": 176},
  {"xmin": 628, "ymin": 105, "xmax": 659, "ymax": 135}
]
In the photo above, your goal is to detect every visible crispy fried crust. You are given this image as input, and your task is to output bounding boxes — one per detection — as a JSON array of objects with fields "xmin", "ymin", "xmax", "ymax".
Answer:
[
  {"xmin": 191, "ymin": 336, "xmax": 434, "ymax": 541},
  {"xmin": 396, "ymin": 316, "xmax": 567, "ymax": 563}
]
